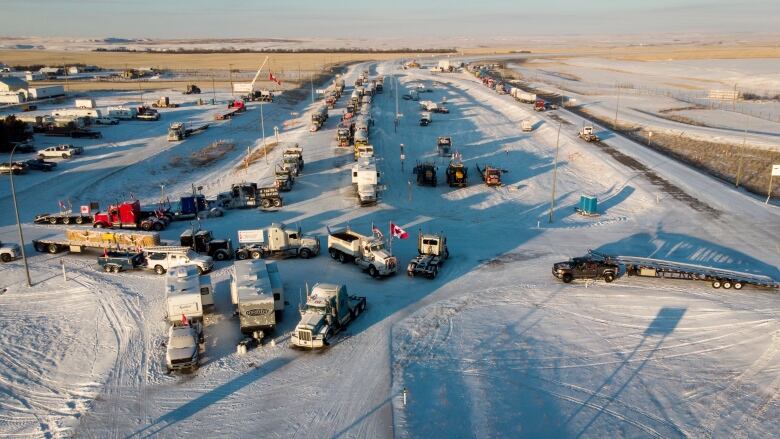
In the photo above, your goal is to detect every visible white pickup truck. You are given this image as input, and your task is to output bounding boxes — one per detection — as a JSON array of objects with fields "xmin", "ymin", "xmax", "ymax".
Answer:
[
  {"xmin": 327, "ymin": 227, "xmax": 397, "ymax": 277},
  {"xmin": 38, "ymin": 144, "xmax": 83, "ymax": 159},
  {"xmin": 0, "ymin": 241, "xmax": 21, "ymax": 263}
]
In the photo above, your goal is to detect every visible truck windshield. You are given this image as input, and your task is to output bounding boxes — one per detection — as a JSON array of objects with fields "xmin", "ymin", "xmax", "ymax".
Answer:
[
  {"xmin": 369, "ymin": 243, "xmax": 385, "ymax": 252},
  {"xmin": 306, "ymin": 303, "xmax": 327, "ymax": 313}
]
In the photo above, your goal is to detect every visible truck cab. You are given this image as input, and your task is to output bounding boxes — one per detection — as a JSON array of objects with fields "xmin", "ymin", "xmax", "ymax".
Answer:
[
  {"xmin": 290, "ymin": 283, "xmax": 366, "ymax": 349},
  {"xmin": 93, "ymin": 200, "xmax": 165, "ymax": 231},
  {"xmin": 180, "ymin": 228, "xmax": 233, "ymax": 261},
  {"xmin": 0, "ymin": 241, "xmax": 21, "ymax": 263},
  {"xmin": 552, "ymin": 255, "xmax": 619, "ymax": 283},
  {"xmin": 419, "ymin": 112, "xmax": 432, "ymax": 126}
]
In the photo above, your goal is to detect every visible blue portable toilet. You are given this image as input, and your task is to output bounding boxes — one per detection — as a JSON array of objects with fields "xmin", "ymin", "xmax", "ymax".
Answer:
[{"xmin": 579, "ymin": 195, "xmax": 598, "ymax": 215}]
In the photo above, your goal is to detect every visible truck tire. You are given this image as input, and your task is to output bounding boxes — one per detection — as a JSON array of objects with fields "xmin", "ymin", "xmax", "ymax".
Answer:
[
  {"xmin": 251, "ymin": 250, "xmax": 262, "ymax": 260},
  {"xmin": 35, "ymin": 242, "xmax": 47, "ymax": 252},
  {"xmin": 94, "ymin": 223, "xmax": 104, "ymax": 229},
  {"xmin": 62, "ymin": 217, "xmax": 71, "ymax": 225},
  {"xmin": 329, "ymin": 249, "xmax": 338, "ymax": 259},
  {"xmin": 712, "ymin": 280, "xmax": 722, "ymax": 289},
  {"xmin": 49, "ymin": 217, "xmax": 58, "ymax": 224},
  {"xmin": 273, "ymin": 198, "xmax": 282, "ymax": 208},
  {"xmin": 153, "ymin": 222, "xmax": 163, "ymax": 232},
  {"xmin": 75, "ymin": 216, "xmax": 85, "ymax": 224},
  {"xmin": 338, "ymin": 252, "xmax": 348, "ymax": 264},
  {"xmin": 62, "ymin": 153, "xmax": 68, "ymax": 158},
  {"xmin": 604, "ymin": 273, "xmax": 615, "ymax": 283},
  {"xmin": 429, "ymin": 267, "xmax": 438, "ymax": 279},
  {"xmin": 48, "ymin": 243, "xmax": 59, "ymax": 254},
  {"xmin": 214, "ymin": 250, "xmax": 228, "ymax": 261},
  {"xmin": 733, "ymin": 282, "xmax": 744, "ymax": 290},
  {"xmin": 154, "ymin": 265, "xmax": 166, "ymax": 275},
  {"xmin": 140, "ymin": 222, "xmax": 151, "ymax": 231},
  {"xmin": 407, "ymin": 262, "xmax": 416, "ymax": 276},
  {"xmin": 722, "ymin": 281, "xmax": 732, "ymax": 289},
  {"xmin": 562, "ymin": 273, "xmax": 573, "ymax": 284},
  {"xmin": 0, "ymin": 253, "xmax": 11, "ymax": 263},
  {"xmin": 368, "ymin": 265, "xmax": 378, "ymax": 277},
  {"xmin": 261, "ymin": 199, "xmax": 272, "ymax": 209},
  {"xmin": 103, "ymin": 264, "xmax": 112, "ymax": 273},
  {"xmin": 299, "ymin": 248, "xmax": 311, "ymax": 259},
  {"xmin": 236, "ymin": 250, "xmax": 248, "ymax": 260}
]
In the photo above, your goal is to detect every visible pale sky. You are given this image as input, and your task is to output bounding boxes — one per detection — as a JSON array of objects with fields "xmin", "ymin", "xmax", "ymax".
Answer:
[{"xmin": 1, "ymin": 0, "xmax": 778, "ymax": 39}]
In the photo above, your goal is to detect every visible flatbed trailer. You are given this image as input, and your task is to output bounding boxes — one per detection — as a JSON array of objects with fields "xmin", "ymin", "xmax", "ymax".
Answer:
[
  {"xmin": 32, "ymin": 229, "xmax": 160, "ymax": 254},
  {"xmin": 590, "ymin": 250, "xmax": 779, "ymax": 290},
  {"xmin": 34, "ymin": 212, "xmax": 92, "ymax": 225}
]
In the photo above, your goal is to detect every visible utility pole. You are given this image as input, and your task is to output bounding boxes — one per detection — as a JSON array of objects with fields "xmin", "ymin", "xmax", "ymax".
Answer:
[
  {"xmin": 9, "ymin": 143, "xmax": 32, "ymax": 287},
  {"xmin": 613, "ymin": 84, "xmax": 620, "ymax": 129},
  {"xmin": 736, "ymin": 112, "xmax": 749, "ymax": 187},
  {"xmin": 211, "ymin": 75, "xmax": 216, "ymax": 104},
  {"xmin": 548, "ymin": 122, "xmax": 562, "ymax": 223},
  {"xmin": 229, "ymin": 64, "xmax": 234, "ymax": 98},
  {"xmin": 310, "ymin": 73, "xmax": 314, "ymax": 103},
  {"xmin": 260, "ymin": 100, "xmax": 268, "ymax": 165}
]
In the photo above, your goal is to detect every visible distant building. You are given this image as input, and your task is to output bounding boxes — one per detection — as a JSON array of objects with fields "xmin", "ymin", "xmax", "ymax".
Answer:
[
  {"xmin": 0, "ymin": 76, "xmax": 28, "ymax": 93},
  {"xmin": 39, "ymin": 67, "xmax": 63, "ymax": 78},
  {"xmin": 25, "ymin": 71, "xmax": 44, "ymax": 81}
]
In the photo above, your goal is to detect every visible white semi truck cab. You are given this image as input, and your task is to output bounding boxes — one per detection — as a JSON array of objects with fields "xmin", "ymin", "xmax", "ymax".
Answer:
[{"xmin": 290, "ymin": 283, "xmax": 366, "ymax": 349}]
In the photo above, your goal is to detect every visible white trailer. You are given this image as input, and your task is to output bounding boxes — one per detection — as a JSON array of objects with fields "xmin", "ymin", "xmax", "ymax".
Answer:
[
  {"xmin": 107, "ymin": 106, "xmax": 137, "ymax": 120},
  {"xmin": 28, "ymin": 85, "xmax": 65, "ymax": 100},
  {"xmin": 75, "ymin": 98, "xmax": 96, "ymax": 109},
  {"xmin": 52, "ymin": 108, "xmax": 102, "ymax": 119},
  {"xmin": 327, "ymin": 227, "xmax": 398, "ymax": 277},
  {"xmin": 230, "ymin": 260, "xmax": 284, "ymax": 344},
  {"xmin": 165, "ymin": 264, "xmax": 214, "ymax": 324}
]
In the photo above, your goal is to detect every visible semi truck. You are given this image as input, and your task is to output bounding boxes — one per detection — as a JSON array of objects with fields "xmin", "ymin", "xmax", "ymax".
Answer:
[
  {"xmin": 290, "ymin": 283, "xmax": 366, "ymax": 349},
  {"xmin": 235, "ymin": 223, "xmax": 320, "ymax": 260},
  {"xmin": 32, "ymin": 229, "xmax": 160, "ymax": 254},
  {"xmin": 327, "ymin": 227, "xmax": 398, "ymax": 278},
  {"xmin": 92, "ymin": 200, "xmax": 168, "ymax": 231},
  {"xmin": 407, "ymin": 233, "xmax": 449, "ymax": 279},
  {"xmin": 179, "ymin": 228, "xmax": 233, "ymax": 261},
  {"xmin": 351, "ymin": 158, "xmax": 380, "ymax": 205},
  {"xmin": 230, "ymin": 260, "xmax": 284, "ymax": 347},
  {"xmin": 167, "ymin": 122, "xmax": 210, "ymax": 141},
  {"xmin": 310, "ymin": 106, "xmax": 329, "ymax": 132},
  {"xmin": 579, "ymin": 126, "xmax": 600, "ymax": 142},
  {"xmin": 281, "ymin": 146, "xmax": 304, "ymax": 176}
]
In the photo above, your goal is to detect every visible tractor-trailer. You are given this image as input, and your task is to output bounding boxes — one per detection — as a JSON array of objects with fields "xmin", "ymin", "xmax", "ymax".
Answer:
[
  {"xmin": 32, "ymin": 229, "xmax": 160, "ymax": 254},
  {"xmin": 29, "ymin": 86, "xmax": 65, "ymax": 100}
]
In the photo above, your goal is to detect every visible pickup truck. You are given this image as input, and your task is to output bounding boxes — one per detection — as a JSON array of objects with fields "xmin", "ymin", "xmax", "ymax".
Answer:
[
  {"xmin": 38, "ymin": 144, "xmax": 83, "ymax": 159},
  {"xmin": 0, "ymin": 241, "xmax": 21, "ymax": 263},
  {"xmin": 97, "ymin": 251, "xmax": 145, "ymax": 273},
  {"xmin": 552, "ymin": 255, "xmax": 619, "ymax": 283},
  {"xmin": 165, "ymin": 324, "xmax": 201, "ymax": 373},
  {"xmin": 24, "ymin": 159, "xmax": 56, "ymax": 171}
]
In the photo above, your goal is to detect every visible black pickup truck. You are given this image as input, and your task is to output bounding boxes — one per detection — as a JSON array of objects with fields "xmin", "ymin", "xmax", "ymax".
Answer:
[{"xmin": 552, "ymin": 255, "xmax": 619, "ymax": 283}]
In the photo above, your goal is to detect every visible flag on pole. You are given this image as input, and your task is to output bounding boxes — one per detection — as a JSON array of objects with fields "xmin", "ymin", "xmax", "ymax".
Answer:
[
  {"xmin": 390, "ymin": 222, "xmax": 409, "ymax": 239},
  {"xmin": 58, "ymin": 200, "xmax": 66, "ymax": 211},
  {"xmin": 269, "ymin": 72, "xmax": 282, "ymax": 86},
  {"xmin": 181, "ymin": 313, "xmax": 189, "ymax": 326},
  {"xmin": 372, "ymin": 223, "xmax": 384, "ymax": 240}
]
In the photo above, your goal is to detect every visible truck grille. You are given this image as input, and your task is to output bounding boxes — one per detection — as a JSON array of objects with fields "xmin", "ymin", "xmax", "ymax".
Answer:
[
  {"xmin": 298, "ymin": 330, "xmax": 312, "ymax": 342},
  {"xmin": 171, "ymin": 357, "xmax": 193, "ymax": 365}
]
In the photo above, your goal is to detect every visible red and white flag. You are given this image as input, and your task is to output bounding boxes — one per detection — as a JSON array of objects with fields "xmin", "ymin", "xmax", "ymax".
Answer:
[
  {"xmin": 181, "ymin": 313, "xmax": 189, "ymax": 326},
  {"xmin": 390, "ymin": 223, "xmax": 409, "ymax": 239},
  {"xmin": 269, "ymin": 72, "xmax": 282, "ymax": 86},
  {"xmin": 372, "ymin": 223, "xmax": 384, "ymax": 239}
]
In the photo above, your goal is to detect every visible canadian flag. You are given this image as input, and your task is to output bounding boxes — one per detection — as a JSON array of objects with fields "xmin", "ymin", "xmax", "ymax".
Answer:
[
  {"xmin": 390, "ymin": 223, "xmax": 409, "ymax": 239},
  {"xmin": 181, "ymin": 313, "xmax": 189, "ymax": 326},
  {"xmin": 269, "ymin": 71, "xmax": 282, "ymax": 86}
]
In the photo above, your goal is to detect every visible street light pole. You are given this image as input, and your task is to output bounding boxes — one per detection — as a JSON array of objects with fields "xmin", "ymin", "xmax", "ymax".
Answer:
[
  {"xmin": 260, "ymin": 100, "xmax": 268, "ymax": 165},
  {"xmin": 9, "ymin": 143, "xmax": 32, "ymax": 287},
  {"xmin": 548, "ymin": 122, "xmax": 562, "ymax": 223}
]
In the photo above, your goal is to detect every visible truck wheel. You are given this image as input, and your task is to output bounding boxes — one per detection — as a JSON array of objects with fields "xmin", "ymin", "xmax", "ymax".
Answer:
[
  {"xmin": 407, "ymin": 263, "xmax": 416, "ymax": 276},
  {"xmin": 733, "ymin": 282, "xmax": 744, "ymax": 290},
  {"xmin": 368, "ymin": 265, "xmax": 378, "ymax": 277},
  {"xmin": 48, "ymin": 244, "xmax": 59, "ymax": 254},
  {"xmin": 338, "ymin": 252, "xmax": 348, "ymax": 264},
  {"xmin": 103, "ymin": 264, "xmax": 112, "ymax": 273},
  {"xmin": 94, "ymin": 223, "xmax": 104, "ymax": 229},
  {"xmin": 261, "ymin": 199, "xmax": 272, "ymax": 208},
  {"xmin": 329, "ymin": 249, "xmax": 338, "ymax": 259},
  {"xmin": 75, "ymin": 216, "xmax": 84, "ymax": 224},
  {"xmin": 215, "ymin": 251, "xmax": 228, "ymax": 261},
  {"xmin": 722, "ymin": 281, "xmax": 733, "ymax": 289},
  {"xmin": 273, "ymin": 198, "xmax": 282, "ymax": 208},
  {"xmin": 35, "ymin": 243, "xmax": 46, "ymax": 252},
  {"xmin": 153, "ymin": 222, "xmax": 163, "ymax": 231},
  {"xmin": 154, "ymin": 265, "xmax": 166, "ymax": 275},
  {"xmin": 49, "ymin": 217, "xmax": 58, "ymax": 224},
  {"xmin": 251, "ymin": 250, "xmax": 262, "ymax": 260},
  {"xmin": 62, "ymin": 153, "xmax": 68, "ymax": 158},
  {"xmin": 562, "ymin": 273, "xmax": 573, "ymax": 284},
  {"xmin": 62, "ymin": 217, "xmax": 71, "ymax": 225},
  {"xmin": 236, "ymin": 250, "xmax": 248, "ymax": 260},
  {"xmin": 712, "ymin": 280, "xmax": 722, "ymax": 289},
  {"xmin": 604, "ymin": 273, "xmax": 615, "ymax": 283},
  {"xmin": 140, "ymin": 222, "xmax": 150, "ymax": 231},
  {"xmin": 0, "ymin": 253, "xmax": 11, "ymax": 263},
  {"xmin": 430, "ymin": 267, "xmax": 438, "ymax": 279},
  {"xmin": 111, "ymin": 265, "xmax": 121, "ymax": 273},
  {"xmin": 444, "ymin": 249, "xmax": 449, "ymax": 260},
  {"xmin": 299, "ymin": 248, "xmax": 311, "ymax": 259}
]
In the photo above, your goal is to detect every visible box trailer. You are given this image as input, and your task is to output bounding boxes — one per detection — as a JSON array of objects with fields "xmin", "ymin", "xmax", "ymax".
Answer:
[
  {"xmin": 29, "ymin": 86, "xmax": 65, "ymax": 100},
  {"xmin": 75, "ymin": 98, "xmax": 96, "ymax": 109}
]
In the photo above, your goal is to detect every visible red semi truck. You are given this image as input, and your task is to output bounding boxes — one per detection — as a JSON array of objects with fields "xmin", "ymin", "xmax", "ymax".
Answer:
[{"xmin": 93, "ymin": 200, "xmax": 168, "ymax": 231}]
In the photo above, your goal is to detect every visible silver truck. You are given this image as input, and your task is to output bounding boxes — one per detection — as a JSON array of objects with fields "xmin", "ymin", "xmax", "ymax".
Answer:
[
  {"xmin": 327, "ymin": 227, "xmax": 397, "ymax": 277},
  {"xmin": 290, "ymin": 283, "xmax": 366, "ymax": 349},
  {"xmin": 0, "ymin": 241, "xmax": 21, "ymax": 263},
  {"xmin": 407, "ymin": 232, "xmax": 449, "ymax": 279},
  {"xmin": 165, "ymin": 324, "xmax": 201, "ymax": 373},
  {"xmin": 235, "ymin": 223, "xmax": 320, "ymax": 260}
]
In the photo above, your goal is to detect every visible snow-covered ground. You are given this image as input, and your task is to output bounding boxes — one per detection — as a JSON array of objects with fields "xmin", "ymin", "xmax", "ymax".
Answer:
[
  {"xmin": 508, "ymin": 57, "xmax": 780, "ymax": 150},
  {"xmin": 1, "ymin": 59, "xmax": 779, "ymax": 438}
]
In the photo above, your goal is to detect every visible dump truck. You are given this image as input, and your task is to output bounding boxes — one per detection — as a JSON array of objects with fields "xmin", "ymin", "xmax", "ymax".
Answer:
[
  {"xmin": 414, "ymin": 162, "xmax": 438, "ymax": 187},
  {"xmin": 92, "ymin": 200, "xmax": 167, "ymax": 231},
  {"xmin": 476, "ymin": 164, "xmax": 506, "ymax": 187},
  {"xmin": 579, "ymin": 125, "xmax": 600, "ymax": 142},
  {"xmin": 231, "ymin": 260, "xmax": 284, "ymax": 347},
  {"xmin": 236, "ymin": 223, "xmax": 320, "ymax": 260},
  {"xmin": 437, "ymin": 136, "xmax": 452, "ymax": 157},
  {"xmin": 281, "ymin": 146, "xmax": 304, "ymax": 176},
  {"xmin": 290, "ymin": 283, "xmax": 366, "ymax": 349},
  {"xmin": 327, "ymin": 227, "xmax": 397, "ymax": 278},
  {"xmin": 167, "ymin": 122, "xmax": 210, "ymax": 141},
  {"xmin": 32, "ymin": 229, "xmax": 160, "ymax": 254},
  {"xmin": 97, "ymin": 250, "xmax": 145, "ymax": 273},
  {"xmin": 351, "ymin": 158, "xmax": 380, "ymax": 205},
  {"xmin": 180, "ymin": 228, "xmax": 233, "ymax": 261},
  {"xmin": 407, "ymin": 233, "xmax": 449, "ymax": 279},
  {"xmin": 446, "ymin": 159, "xmax": 468, "ymax": 187}
]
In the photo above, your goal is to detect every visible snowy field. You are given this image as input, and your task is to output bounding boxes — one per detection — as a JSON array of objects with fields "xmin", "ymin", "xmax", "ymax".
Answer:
[
  {"xmin": 1, "ymin": 60, "xmax": 779, "ymax": 438},
  {"xmin": 508, "ymin": 57, "xmax": 780, "ymax": 150}
]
